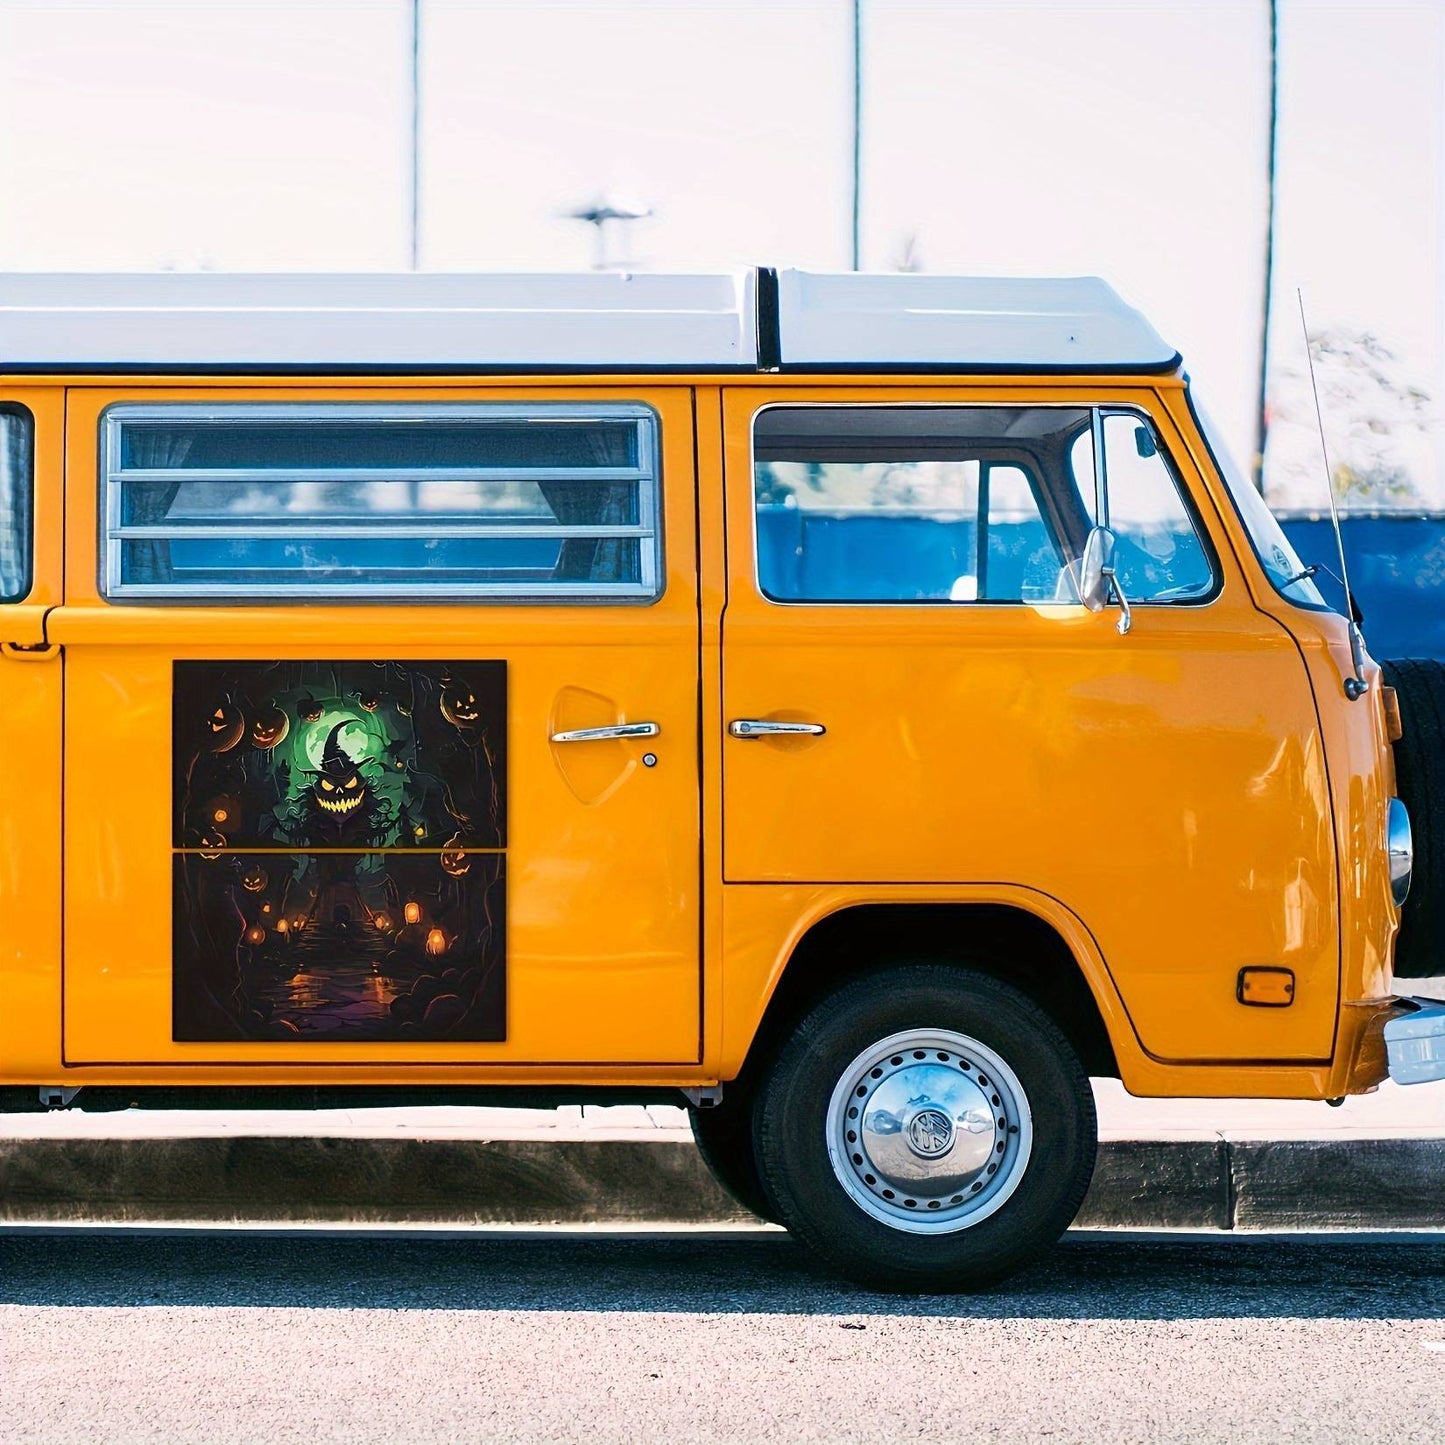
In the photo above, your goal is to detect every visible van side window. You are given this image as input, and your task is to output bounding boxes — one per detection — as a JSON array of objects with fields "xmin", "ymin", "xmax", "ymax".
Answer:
[
  {"xmin": 754, "ymin": 406, "xmax": 1087, "ymax": 604},
  {"xmin": 1069, "ymin": 412, "xmax": 1215, "ymax": 602},
  {"xmin": 0, "ymin": 405, "xmax": 34, "ymax": 604},
  {"xmin": 101, "ymin": 403, "xmax": 662, "ymax": 602}
]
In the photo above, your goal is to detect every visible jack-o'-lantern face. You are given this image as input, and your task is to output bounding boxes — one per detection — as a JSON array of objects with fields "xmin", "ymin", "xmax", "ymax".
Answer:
[
  {"xmin": 306, "ymin": 722, "xmax": 371, "ymax": 822},
  {"xmin": 198, "ymin": 831, "xmax": 226, "ymax": 861},
  {"xmin": 297, "ymin": 695, "xmax": 324, "ymax": 723},
  {"xmin": 314, "ymin": 771, "xmax": 365, "ymax": 816},
  {"xmin": 439, "ymin": 833, "xmax": 471, "ymax": 877},
  {"xmin": 241, "ymin": 863, "xmax": 268, "ymax": 893},
  {"xmin": 250, "ymin": 705, "xmax": 290, "ymax": 750},
  {"xmin": 357, "ymin": 691, "xmax": 380, "ymax": 713},
  {"xmin": 441, "ymin": 684, "xmax": 482, "ymax": 728},
  {"xmin": 204, "ymin": 702, "xmax": 245, "ymax": 753}
]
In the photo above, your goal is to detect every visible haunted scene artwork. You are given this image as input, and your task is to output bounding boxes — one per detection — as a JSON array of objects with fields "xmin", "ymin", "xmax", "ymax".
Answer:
[{"xmin": 173, "ymin": 660, "xmax": 507, "ymax": 1043}]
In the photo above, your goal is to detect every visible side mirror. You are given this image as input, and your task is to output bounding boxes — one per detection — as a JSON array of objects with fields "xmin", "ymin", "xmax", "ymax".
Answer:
[
  {"xmin": 1078, "ymin": 525, "xmax": 1133, "ymax": 635},
  {"xmin": 1077, "ymin": 526, "xmax": 1117, "ymax": 612}
]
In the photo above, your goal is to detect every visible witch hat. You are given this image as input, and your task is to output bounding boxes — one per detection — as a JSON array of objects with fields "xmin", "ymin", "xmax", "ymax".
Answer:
[{"xmin": 309, "ymin": 721, "xmax": 363, "ymax": 781}]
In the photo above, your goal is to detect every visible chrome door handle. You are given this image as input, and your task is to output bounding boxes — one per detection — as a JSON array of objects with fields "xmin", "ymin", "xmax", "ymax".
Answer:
[
  {"xmin": 728, "ymin": 719, "xmax": 826, "ymax": 739},
  {"xmin": 550, "ymin": 721, "xmax": 661, "ymax": 743}
]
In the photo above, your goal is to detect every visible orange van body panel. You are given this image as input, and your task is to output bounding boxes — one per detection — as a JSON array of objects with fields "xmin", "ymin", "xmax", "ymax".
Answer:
[{"xmin": 0, "ymin": 371, "xmax": 1401, "ymax": 1098}]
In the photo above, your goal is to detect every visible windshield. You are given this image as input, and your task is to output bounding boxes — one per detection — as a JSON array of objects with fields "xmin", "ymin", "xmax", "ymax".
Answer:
[{"xmin": 1188, "ymin": 391, "xmax": 1329, "ymax": 611}]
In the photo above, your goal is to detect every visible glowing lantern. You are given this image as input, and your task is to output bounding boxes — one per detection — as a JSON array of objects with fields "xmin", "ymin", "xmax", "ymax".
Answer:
[
  {"xmin": 292, "ymin": 915, "xmax": 306, "ymax": 931},
  {"xmin": 244, "ymin": 924, "xmax": 267, "ymax": 947},
  {"xmin": 425, "ymin": 928, "xmax": 448, "ymax": 957},
  {"xmin": 276, "ymin": 918, "xmax": 289, "ymax": 935},
  {"xmin": 374, "ymin": 913, "xmax": 391, "ymax": 931},
  {"xmin": 403, "ymin": 901, "xmax": 422, "ymax": 925}
]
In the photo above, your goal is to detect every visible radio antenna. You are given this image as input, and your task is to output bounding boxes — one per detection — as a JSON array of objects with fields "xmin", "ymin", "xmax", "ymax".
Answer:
[{"xmin": 1297, "ymin": 289, "xmax": 1368, "ymax": 700}]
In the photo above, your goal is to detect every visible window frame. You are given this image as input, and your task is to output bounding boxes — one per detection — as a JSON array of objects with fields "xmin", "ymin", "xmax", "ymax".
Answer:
[
  {"xmin": 98, "ymin": 400, "xmax": 664, "ymax": 605},
  {"xmin": 1069, "ymin": 404, "xmax": 1223, "ymax": 607},
  {"xmin": 0, "ymin": 402, "xmax": 35, "ymax": 606},
  {"xmin": 749, "ymin": 400, "xmax": 1220, "ymax": 609}
]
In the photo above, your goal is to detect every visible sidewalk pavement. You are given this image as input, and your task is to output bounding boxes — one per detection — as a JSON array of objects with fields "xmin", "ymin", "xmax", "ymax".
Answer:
[{"xmin": 2, "ymin": 1079, "xmax": 1443, "ymax": 1231}]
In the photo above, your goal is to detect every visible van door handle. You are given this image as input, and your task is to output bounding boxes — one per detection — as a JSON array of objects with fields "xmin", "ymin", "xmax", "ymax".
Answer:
[
  {"xmin": 0, "ymin": 641, "xmax": 61, "ymax": 662},
  {"xmin": 728, "ymin": 719, "xmax": 827, "ymax": 739},
  {"xmin": 550, "ymin": 721, "xmax": 661, "ymax": 743}
]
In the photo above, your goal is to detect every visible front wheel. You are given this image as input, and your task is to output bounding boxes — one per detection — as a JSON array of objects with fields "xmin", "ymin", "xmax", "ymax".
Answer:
[{"xmin": 753, "ymin": 965, "xmax": 1096, "ymax": 1292}]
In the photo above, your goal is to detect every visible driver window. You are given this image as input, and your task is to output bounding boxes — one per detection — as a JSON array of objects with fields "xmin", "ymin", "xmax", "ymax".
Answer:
[
  {"xmin": 1069, "ymin": 413, "xmax": 1214, "ymax": 602},
  {"xmin": 753, "ymin": 405, "xmax": 1084, "ymax": 605}
]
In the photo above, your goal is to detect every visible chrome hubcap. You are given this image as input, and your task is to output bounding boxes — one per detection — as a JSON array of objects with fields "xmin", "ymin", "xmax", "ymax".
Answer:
[{"xmin": 825, "ymin": 1028, "xmax": 1033, "ymax": 1234}]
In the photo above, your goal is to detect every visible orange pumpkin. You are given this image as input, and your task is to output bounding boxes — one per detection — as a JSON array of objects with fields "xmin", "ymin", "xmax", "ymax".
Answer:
[
  {"xmin": 203, "ymin": 702, "xmax": 245, "ymax": 753},
  {"xmin": 440, "ymin": 683, "xmax": 482, "ymax": 728},
  {"xmin": 439, "ymin": 834, "xmax": 471, "ymax": 878},
  {"xmin": 250, "ymin": 704, "xmax": 290, "ymax": 750}
]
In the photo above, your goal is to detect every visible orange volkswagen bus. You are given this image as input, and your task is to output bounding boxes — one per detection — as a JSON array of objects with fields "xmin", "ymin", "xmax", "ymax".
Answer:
[{"xmin": 0, "ymin": 268, "xmax": 1438, "ymax": 1289}]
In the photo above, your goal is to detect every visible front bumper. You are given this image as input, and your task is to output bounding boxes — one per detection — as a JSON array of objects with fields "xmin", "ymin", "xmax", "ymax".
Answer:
[{"xmin": 1384, "ymin": 998, "xmax": 1445, "ymax": 1085}]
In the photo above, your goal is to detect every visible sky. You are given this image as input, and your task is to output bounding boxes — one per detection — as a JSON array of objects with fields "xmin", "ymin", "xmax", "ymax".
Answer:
[{"xmin": 0, "ymin": 0, "xmax": 1440, "ymax": 505}]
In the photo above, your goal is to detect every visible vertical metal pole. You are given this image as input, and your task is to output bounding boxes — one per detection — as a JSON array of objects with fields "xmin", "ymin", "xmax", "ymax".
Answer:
[
  {"xmin": 408, "ymin": 0, "xmax": 422, "ymax": 271},
  {"xmin": 1254, "ymin": 0, "xmax": 1279, "ymax": 490},
  {"xmin": 1091, "ymin": 408, "xmax": 1109, "ymax": 527},
  {"xmin": 975, "ymin": 462, "xmax": 991, "ymax": 599},
  {"xmin": 851, "ymin": 0, "xmax": 862, "ymax": 270}
]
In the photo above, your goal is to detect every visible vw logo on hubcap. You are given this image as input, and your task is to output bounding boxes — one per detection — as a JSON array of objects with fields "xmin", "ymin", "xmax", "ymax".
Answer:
[{"xmin": 906, "ymin": 1107, "xmax": 954, "ymax": 1158}]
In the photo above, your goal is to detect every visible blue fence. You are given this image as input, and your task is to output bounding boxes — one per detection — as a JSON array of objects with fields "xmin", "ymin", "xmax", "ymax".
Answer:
[{"xmin": 1278, "ymin": 517, "xmax": 1445, "ymax": 661}]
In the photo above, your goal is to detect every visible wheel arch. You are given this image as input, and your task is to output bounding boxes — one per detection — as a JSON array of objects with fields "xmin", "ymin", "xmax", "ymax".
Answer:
[{"xmin": 730, "ymin": 896, "xmax": 1129, "ymax": 1089}]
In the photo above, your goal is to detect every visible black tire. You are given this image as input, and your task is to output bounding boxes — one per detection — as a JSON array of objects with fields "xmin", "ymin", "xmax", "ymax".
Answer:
[
  {"xmin": 689, "ymin": 1093, "xmax": 779, "ymax": 1223},
  {"xmin": 754, "ymin": 964, "xmax": 1096, "ymax": 1293},
  {"xmin": 1381, "ymin": 659, "xmax": 1445, "ymax": 979}
]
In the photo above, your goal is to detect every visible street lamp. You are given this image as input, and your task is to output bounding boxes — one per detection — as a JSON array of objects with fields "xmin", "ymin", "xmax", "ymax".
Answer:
[{"xmin": 564, "ymin": 197, "xmax": 654, "ymax": 271}]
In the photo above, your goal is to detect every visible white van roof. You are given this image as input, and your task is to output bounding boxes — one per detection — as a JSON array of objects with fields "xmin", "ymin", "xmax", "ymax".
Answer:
[{"xmin": 0, "ymin": 269, "xmax": 1178, "ymax": 373}]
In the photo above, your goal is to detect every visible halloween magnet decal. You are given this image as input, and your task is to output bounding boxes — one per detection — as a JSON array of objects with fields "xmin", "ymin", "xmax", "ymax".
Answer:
[{"xmin": 173, "ymin": 661, "xmax": 506, "ymax": 1043}]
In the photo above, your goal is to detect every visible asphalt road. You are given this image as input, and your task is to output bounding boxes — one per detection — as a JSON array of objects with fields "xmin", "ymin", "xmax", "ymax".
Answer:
[{"xmin": 3, "ymin": 1228, "xmax": 1445, "ymax": 1444}]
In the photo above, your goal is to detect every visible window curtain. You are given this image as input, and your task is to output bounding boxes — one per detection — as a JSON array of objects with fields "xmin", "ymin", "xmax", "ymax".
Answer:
[
  {"xmin": 537, "ymin": 426, "xmax": 636, "ymax": 583},
  {"xmin": 0, "ymin": 410, "xmax": 32, "ymax": 602},
  {"xmin": 122, "ymin": 429, "xmax": 193, "ymax": 584}
]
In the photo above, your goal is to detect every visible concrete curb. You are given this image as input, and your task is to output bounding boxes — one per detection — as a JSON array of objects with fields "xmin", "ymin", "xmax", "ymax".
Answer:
[{"xmin": 3, "ymin": 1134, "xmax": 1444, "ymax": 1229}]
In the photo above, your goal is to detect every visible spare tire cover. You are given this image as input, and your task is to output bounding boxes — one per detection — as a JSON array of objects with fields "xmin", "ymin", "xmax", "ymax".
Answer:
[{"xmin": 1380, "ymin": 659, "xmax": 1445, "ymax": 980}]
